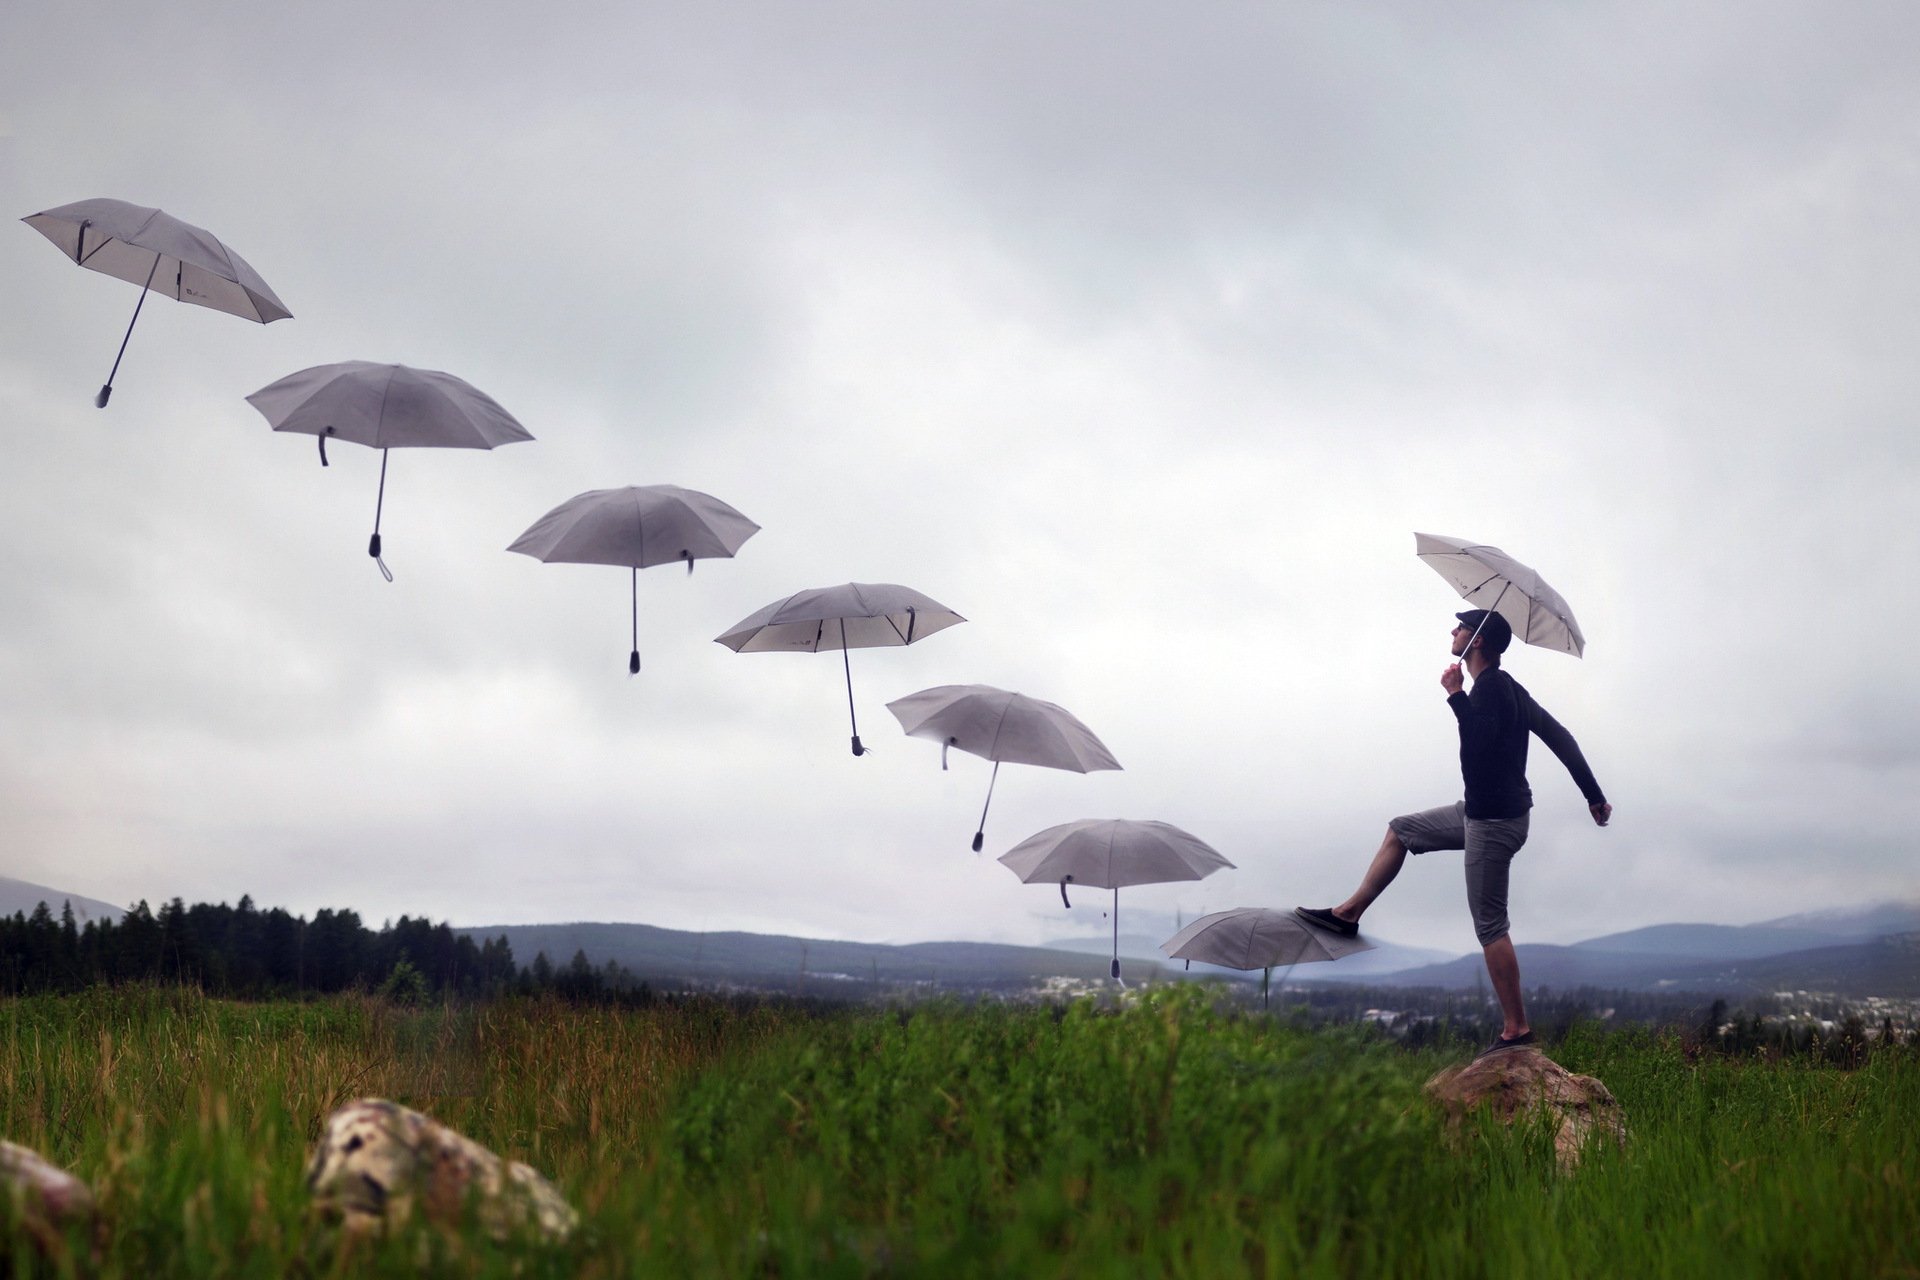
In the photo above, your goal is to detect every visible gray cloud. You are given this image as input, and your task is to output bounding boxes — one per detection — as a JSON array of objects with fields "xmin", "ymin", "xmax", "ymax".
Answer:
[{"xmin": 3, "ymin": 1, "xmax": 1917, "ymax": 955}]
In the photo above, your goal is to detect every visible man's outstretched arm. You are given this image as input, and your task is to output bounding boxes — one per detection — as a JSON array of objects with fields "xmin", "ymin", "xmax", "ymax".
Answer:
[{"xmin": 1530, "ymin": 703, "xmax": 1611, "ymax": 825}]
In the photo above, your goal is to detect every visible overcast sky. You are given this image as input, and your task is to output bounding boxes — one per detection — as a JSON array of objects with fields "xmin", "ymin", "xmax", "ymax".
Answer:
[{"xmin": 3, "ymin": 1, "xmax": 1917, "ymax": 955}]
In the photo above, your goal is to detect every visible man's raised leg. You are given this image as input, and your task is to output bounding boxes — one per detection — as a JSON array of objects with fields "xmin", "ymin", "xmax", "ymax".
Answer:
[{"xmin": 1332, "ymin": 826, "xmax": 1408, "ymax": 925}]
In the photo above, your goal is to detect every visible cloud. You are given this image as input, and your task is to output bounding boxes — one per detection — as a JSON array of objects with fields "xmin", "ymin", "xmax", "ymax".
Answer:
[{"xmin": 2, "ymin": 0, "xmax": 1918, "ymax": 955}]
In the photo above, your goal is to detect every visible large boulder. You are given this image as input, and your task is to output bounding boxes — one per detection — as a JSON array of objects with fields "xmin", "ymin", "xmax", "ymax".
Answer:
[
  {"xmin": 305, "ymin": 1099, "xmax": 577, "ymax": 1242},
  {"xmin": 0, "ymin": 1140, "xmax": 95, "ymax": 1248},
  {"xmin": 1425, "ymin": 1045, "xmax": 1626, "ymax": 1172}
]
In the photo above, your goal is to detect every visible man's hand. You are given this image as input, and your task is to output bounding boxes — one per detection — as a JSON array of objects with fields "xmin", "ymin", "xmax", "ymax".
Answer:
[
  {"xmin": 1440, "ymin": 664, "xmax": 1464, "ymax": 696},
  {"xmin": 1590, "ymin": 802, "xmax": 1612, "ymax": 827}
]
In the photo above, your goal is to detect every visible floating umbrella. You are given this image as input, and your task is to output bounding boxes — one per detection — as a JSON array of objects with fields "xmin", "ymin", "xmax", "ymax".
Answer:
[
  {"xmin": 715, "ymin": 583, "xmax": 964, "ymax": 756},
  {"xmin": 886, "ymin": 683, "xmax": 1121, "ymax": 851},
  {"xmin": 246, "ymin": 362, "xmax": 533, "ymax": 580},
  {"xmin": 1161, "ymin": 907, "xmax": 1374, "ymax": 1008},
  {"xmin": 22, "ymin": 197, "xmax": 292, "ymax": 407},
  {"xmin": 1414, "ymin": 532, "xmax": 1585, "ymax": 657},
  {"xmin": 508, "ymin": 484, "xmax": 760, "ymax": 673},
  {"xmin": 999, "ymin": 818, "xmax": 1234, "ymax": 980}
]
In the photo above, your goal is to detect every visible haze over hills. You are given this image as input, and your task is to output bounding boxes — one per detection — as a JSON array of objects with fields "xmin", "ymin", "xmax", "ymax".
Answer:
[
  {"xmin": 7, "ymin": 873, "xmax": 1912, "ymax": 999},
  {"xmin": 461, "ymin": 920, "xmax": 1139, "ymax": 994},
  {"xmin": 0, "ymin": 876, "xmax": 125, "ymax": 925}
]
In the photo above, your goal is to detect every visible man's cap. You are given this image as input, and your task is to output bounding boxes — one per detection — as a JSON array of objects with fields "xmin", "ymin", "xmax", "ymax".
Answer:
[{"xmin": 1456, "ymin": 609, "xmax": 1513, "ymax": 653}]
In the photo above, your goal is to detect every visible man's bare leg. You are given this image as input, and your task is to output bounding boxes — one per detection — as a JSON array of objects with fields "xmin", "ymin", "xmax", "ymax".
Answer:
[
  {"xmin": 1331, "ymin": 827, "xmax": 1409, "ymax": 924},
  {"xmin": 1481, "ymin": 935, "xmax": 1529, "ymax": 1038}
]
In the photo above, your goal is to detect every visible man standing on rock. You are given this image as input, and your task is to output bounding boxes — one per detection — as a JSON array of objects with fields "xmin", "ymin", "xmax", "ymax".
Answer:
[{"xmin": 1297, "ymin": 609, "xmax": 1611, "ymax": 1057}]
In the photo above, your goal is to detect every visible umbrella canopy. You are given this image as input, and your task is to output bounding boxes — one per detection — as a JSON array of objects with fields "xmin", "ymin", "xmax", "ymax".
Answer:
[
  {"xmin": 886, "ymin": 683, "xmax": 1122, "ymax": 850},
  {"xmin": 23, "ymin": 197, "xmax": 292, "ymax": 407},
  {"xmin": 1162, "ymin": 907, "xmax": 1374, "ymax": 969},
  {"xmin": 1414, "ymin": 532, "xmax": 1585, "ymax": 658},
  {"xmin": 999, "ymin": 818, "xmax": 1234, "ymax": 979},
  {"xmin": 1161, "ymin": 908, "xmax": 1374, "ymax": 1009},
  {"xmin": 715, "ymin": 583, "xmax": 964, "ymax": 756},
  {"xmin": 508, "ymin": 484, "xmax": 760, "ymax": 673},
  {"xmin": 247, "ymin": 362, "xmax": 534, "ymax": 580}
]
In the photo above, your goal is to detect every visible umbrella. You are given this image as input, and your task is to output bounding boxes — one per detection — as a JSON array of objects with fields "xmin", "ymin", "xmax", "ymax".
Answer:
[
  {"xmin": 885, "ymin": 683, "xmax": 1122, "ymax": 851},
  {"xmin": 22, "ymin": 197, "xmax": 292, "ymax": 407},
  {"xmin": 1414, "ymin": 532, "xmax": 1585, "ymax": 658},
  {"xmin": 247, "ymin": 362, "xmax": 534, "ymax": 580},
  {"xmin": 507, "ymin": 484, "xmax": 760, "ymax": 673},
  {"xmin": 1160, "ymin": 907, "xmax": 1374, "ymax": 1008},
  {"xmin": 715, "ymin": 583, "xmax": 964, "ymax": 756},
  {"xmin": 999, "ymin": 818, "xmax": 1234, "ymax": 980}
]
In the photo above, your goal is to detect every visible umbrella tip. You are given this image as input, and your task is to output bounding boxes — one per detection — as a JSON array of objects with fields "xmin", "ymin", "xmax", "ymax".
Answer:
[{"xmin": 95, "ymin": 384, "xmax": 112, "ymax": 408}]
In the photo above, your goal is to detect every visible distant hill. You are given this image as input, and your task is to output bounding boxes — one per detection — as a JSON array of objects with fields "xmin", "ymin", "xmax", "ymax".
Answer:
[
  {"xmin": 1755, "ymin": 902, "xmax": 1920, "ymax": 938},
  {"xmin": 459, "ymin": 921, "xmax": 1172, "ymax": 994},
  {"xmin": 1566, "ymin": 922, "xmax": 1863, "ymax": 961},
  {"xmin": 459, "ymin": 900, "xmax": 1920, "ymax": 1000},
  {"xmin": 0, "ymin": 876, "xmax": 124, "ymax": 926}
]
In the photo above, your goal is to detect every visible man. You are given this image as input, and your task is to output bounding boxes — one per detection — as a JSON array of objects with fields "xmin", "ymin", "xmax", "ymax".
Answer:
[{"xmin": 1296, "ymin": 609, "xmax": 1611, "ymax": 1057}]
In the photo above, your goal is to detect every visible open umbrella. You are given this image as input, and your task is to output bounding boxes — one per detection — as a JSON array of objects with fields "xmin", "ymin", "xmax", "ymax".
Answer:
[
  {"xmin": 715, "ymin": 583, "xmax": 964, "ymax": 756},
  {"xmin": 999, "ymin": 819, "xmax": 1234, "ymax": 980},
  {"xmin": 508, "ymin": 484, "xmax": 760, "ymax": 673},
  {"xmin": 247, "ymin": 362, "xmax": 534, "ymax": 580},
  {"xmin": 1415, "ymin": 532, "xmax": 1585, "ymax": 657},
  {"xmin": 1161, "ymin": 907, "xmax": 1374, "ymax": 1008},
  {"xmin": 22, "ymin": 197, "xmax": 292, "ymax": 407},
  {"xmin": 886, "ymin": 684, "xmax": 1122, "ymax": 851}
]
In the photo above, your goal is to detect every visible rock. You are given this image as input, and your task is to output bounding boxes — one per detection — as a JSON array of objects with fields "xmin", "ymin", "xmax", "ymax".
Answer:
[
  {"xmin": 305, "ymin": 1099, "xmax": 578, "ymax": 1242},
  {"xmin": 1424, "ymin": 1046, "xmax": 1627, "ymax": 1172},
  {"xmin": 0, "ymin": 1140, "xmax": 96, "ymax": 1247}
]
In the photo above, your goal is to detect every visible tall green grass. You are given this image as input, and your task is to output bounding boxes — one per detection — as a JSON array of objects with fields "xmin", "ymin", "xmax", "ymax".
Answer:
[{"xmin": 1, "ymin": 987, "xmax": 1914, "ymax": 1277}]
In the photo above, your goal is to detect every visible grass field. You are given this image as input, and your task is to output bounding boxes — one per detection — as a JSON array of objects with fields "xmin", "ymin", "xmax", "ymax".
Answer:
[{"xmin": 1, "ymin": 986, "xmax": 1915, "ymax": 1277}]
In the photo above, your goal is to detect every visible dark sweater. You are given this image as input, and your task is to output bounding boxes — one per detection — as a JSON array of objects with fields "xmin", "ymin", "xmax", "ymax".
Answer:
[{"xmin": 1446, "ymin": 667, "xmax": 1606, "ymax": 820}]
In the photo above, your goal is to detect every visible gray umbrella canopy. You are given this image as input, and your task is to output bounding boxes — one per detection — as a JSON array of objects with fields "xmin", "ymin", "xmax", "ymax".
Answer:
[
  {"xmin": 716, "ymin": 583, "xmax": 965, "ymax": 756},
  {"xmin": 23, "ymin": 197, "xmax": 292, "ymax": 407},
  {"xmin": 1161, "ymin": 908, "xmax": 1374, "ymax": 1008},
  {"xmin": 1162, "ymin": 907, "xmax": 1374, "ymax": 969},
  {"xmin": 508, "ymin": 485, "xmax": 760, "ymax": 673},
  {"xmin": 999, "ymin": 818, "xmax": 1234, "ymax": 979},
  {"xmin": 886, "ymin": 683, "xmax": 1122, "ymax": 850},
  {"xmin": 1415, "ymin": 532, "xmax": 1586, "ymax": 658},
  {"xmin": 247, "ymin": 362, "xmax": 535, "ymax": 580}
]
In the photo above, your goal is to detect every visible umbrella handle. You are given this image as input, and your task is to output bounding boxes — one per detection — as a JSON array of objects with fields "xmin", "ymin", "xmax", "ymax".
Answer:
[
  {"xmin": 630, "ymin": 567, "xmax": 641, "ymax": 675},
  {"xmin": 369, "ymin": 449, "xmax": 392, "ymax": 581},
  {"xmin": 319, "ymin": 427, "xmax": 333, "ymax": 467},
  {"xmin": 1111, "ymin": 886, "xmax": 1120, "ymax": 980},
  {"xmin": 1059, "ymin": 875, "xmax": 1072, "ymax": 909}
]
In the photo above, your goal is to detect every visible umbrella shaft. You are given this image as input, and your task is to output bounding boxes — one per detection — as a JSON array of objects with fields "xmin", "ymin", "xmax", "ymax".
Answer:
[
  {"xmin": 372, "ymin": 449, "xmax": 389, "ymax": 536},
  {"xmin": 101, "ymin": 256, "xmax": 161, "ymax": 398},
  {"xmin": 976, "ymin": 760, "xmax": 1000, "ymax": 833},
  {"xmin": 1463, "ymin": 580, "xmax": 1512, "ymax": 655}
]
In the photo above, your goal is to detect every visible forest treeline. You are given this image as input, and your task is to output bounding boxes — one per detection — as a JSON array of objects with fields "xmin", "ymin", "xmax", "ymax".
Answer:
[{"xmin": 0, "ymin": 896, "xmax": 633, "ymax": 1001}]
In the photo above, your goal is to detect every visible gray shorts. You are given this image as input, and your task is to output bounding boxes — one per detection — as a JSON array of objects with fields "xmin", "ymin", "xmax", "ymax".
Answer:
[{"xmin": 1389, "ymin": 801, "xmax": 1531, "ymax": 946}]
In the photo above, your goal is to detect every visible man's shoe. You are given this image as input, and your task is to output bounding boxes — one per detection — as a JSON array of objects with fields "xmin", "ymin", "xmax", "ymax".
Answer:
[
  {"xmin": 1474, "ymin": 1031, "xmax": 1537, "ymax": 1059},
  {"xmin": 1294, "ymin": 906, "xmax": 1359, "ymax": 939}
]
